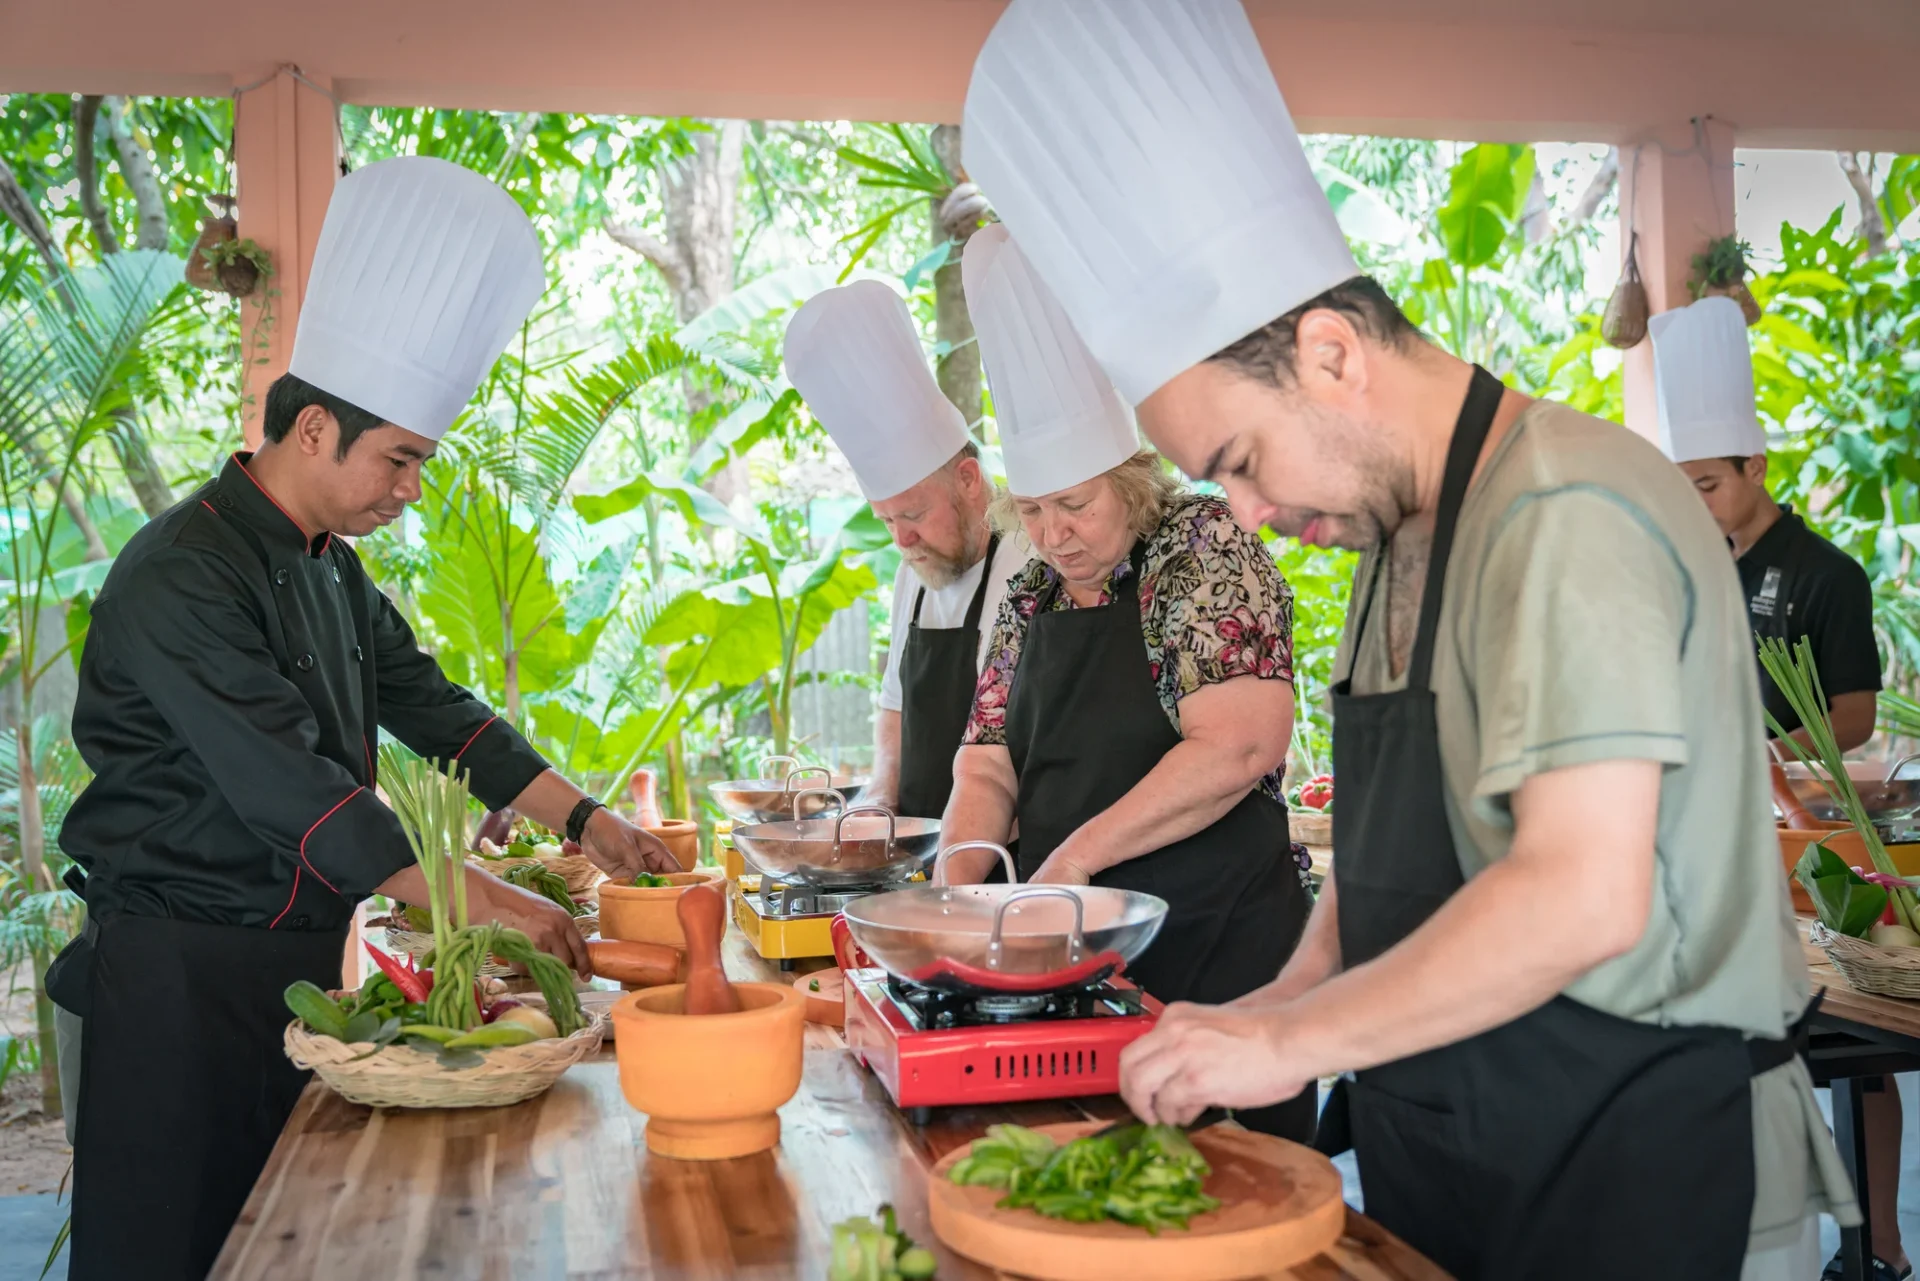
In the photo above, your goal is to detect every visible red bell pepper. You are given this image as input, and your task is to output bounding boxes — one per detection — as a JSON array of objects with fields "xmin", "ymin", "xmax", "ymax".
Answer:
[{"xmin": 366, "ymin": 942, "xmax": 433, "ymax": 1003}]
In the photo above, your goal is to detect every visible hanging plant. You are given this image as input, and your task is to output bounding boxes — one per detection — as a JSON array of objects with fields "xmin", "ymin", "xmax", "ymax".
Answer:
[
  {"xmin": 198, "ymin": 235, "xmax": 274, "ymax": 300},
  {"xmin": 1691, "ymin": 234, "xmax": 1762, "ymax": 326},
  {"xmin": 1601, "ymin": 232, "xmax": 1649, "ymax": 349},
  {"xmin": 184, "ymin": 195, "xmax": 238, "ymax": 293}
]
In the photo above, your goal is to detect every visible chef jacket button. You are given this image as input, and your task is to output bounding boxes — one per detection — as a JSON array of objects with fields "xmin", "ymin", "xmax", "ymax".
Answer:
[
  {"xmin": 288, "ymin": 914, "xmax": 310, "ymax": 929},
  {"xmin": 332, "ymin": 564, "xmax": 341, "ymax": 583},
  {"xmin": 354, "ymin": 645, "xmax": 364, "ymax": 662},
  {"xmin": 274, "ymin": 568, "xmax": 290, "ymax": 587},
  {"xmin": 296, "ymin": 653, "xmax": 315, "ymax": 672},
  {"xmin": 218, "ymin": 495, "xmax": 234, "ymax": 509}
]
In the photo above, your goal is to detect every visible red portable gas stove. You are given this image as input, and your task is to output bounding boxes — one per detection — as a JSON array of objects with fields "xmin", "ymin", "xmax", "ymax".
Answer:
[{"xmin": 834, "ymin": 842, "xmax": 1168, "ymax": 1124}]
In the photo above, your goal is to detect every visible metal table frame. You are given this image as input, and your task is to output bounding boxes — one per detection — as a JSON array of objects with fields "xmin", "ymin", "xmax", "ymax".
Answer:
[{"xmin": 1810, "ymin": 1010, "xmax": 1920, "ymax": 1281}]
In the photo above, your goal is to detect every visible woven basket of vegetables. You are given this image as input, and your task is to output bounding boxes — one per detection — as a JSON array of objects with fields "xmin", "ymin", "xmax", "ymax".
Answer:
[
  {"xmin": 283, "ymin": 750, "xmax": 605, "ymax": 1109},
  {"xmin": 1809, "ymin": 923, "xmax": 1920, "ymax": 1000},
  {"xmin": 1767, "ymin": 637, "xmax": 1920, "ymax": 998}
]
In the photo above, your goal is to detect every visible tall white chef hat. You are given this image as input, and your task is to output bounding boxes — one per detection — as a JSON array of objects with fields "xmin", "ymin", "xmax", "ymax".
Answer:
[
  {"xmin": 965, "ymin": 225, "xmax": 1140, "ymax": 498},
  {"xmin": 288, "ymin": 156, "xmax": 545, "ymax": 442},
  {"xmin": 1650, "ymin": 297, "xmax": 1767, "ymax": 463},
  {"xmin": 784, "ymin": 280, "xmax": 969, "ymax": 501},
  {"xmin": 963, "ymin": 0, "xmax": 1357, "ymax": 407}
]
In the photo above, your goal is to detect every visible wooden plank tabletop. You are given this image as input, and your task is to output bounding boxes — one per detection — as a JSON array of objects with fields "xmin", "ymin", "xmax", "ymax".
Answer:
[
  {"xmin": 1801, "ymin": 924, "xmax": 1920, "ymax": 1051},
  {"xmin": 213, "ymin": 922, "xmax": 1445, "ymax": 1280}
]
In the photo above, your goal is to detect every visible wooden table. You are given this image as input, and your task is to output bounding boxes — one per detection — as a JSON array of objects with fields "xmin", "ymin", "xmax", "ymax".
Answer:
[
  {"xmin": 213, "ymin": 931, "xmax": 1445, "ymax": 1280},
  {"xmin": 1803, "ymin": 928, "xmax": 1920, "ymax": 1281}
]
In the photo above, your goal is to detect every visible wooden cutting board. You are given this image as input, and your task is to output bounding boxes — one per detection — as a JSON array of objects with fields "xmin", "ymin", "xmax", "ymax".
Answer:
[
  {"xmin": 929, "ymin": 1120, "xmax": 1345, "ymax": 1281},
  {"xmin": 796, "ymin": 967, "xmax": 845, "ymax": 1027}
]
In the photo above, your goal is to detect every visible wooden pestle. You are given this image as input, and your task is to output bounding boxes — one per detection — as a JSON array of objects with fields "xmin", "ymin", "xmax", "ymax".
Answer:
[
  {"xmin": 677, "ymin": 882, "xmax": 741, "ymax": 1015},
  {"xmin": 1769, "ymin": 758, "xmax": 1819, "ymax": 830},
  {"xmin": 629, "ymin": 768, "xmax": 664, "ymax": 828}
]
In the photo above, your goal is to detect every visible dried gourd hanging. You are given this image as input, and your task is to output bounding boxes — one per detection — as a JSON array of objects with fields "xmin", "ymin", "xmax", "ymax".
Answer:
[
  {"xmin": 184, "ymin": 195, "xmax": 237, "ymax": 293},
  {"xmin": 1601, "ymin": 233, "xmax": 1650, "ymax": 349}
]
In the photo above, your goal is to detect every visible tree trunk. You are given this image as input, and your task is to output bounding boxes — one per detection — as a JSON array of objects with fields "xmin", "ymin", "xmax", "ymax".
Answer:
[
  {"xmin": 0, "ymin": 155, "xmax": 64, "ymax": 277},
  {"xmin": 111, "ymin": 421, "xmax": 174, "ymax": 518},
  {"xmin": 1839, "ymin": 152, "xmax": 1890, "ymax": 259},
  {"xmin": 604, "ymin": 120, "xmax": 747, "ymax": 501},
  {"xmin": 16, "ymin": 720, "xmax": 61, "ymax": 1116},
  {"xmin": 73, "ymin": 95, "xmax": 119, "ymax": 256},
  {"xmin": 1565, "ymin": 147, "xmax": 1619, "ymax": 231},
  {"xmin": 102, "ymin": 97, "xmax": 170, "ymax": 252},
  {"xmin": 928, "ymin": 126, "xmax": 985, "ymax": 429}
]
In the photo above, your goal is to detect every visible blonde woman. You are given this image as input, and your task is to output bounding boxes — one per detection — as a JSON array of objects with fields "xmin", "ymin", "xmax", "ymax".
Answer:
[{"xmin": 943, "ymin": 227, "xmax": 1313, "ymax": 1141}]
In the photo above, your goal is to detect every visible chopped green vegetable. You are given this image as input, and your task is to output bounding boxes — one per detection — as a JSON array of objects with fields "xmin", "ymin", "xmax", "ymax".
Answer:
[
  {"xmin": 947, "ymin": 1124, "xmax": 1219, "ymax": 1234},
  {"xmin": 827, "ymin": 1204, "xmax": 934, "ymax": 1281},
  {"xmin": 809, "ymin": 979, "xmax": 821, "ymax": 992},
  {"xmin": 630, "ymin": 872, "xmax": 677, "ymax": 888}
]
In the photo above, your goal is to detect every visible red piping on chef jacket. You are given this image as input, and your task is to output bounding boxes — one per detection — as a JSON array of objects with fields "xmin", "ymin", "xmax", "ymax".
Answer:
[
  {"xmin": 454, "ymin": 717, "xmax": 497, "ymax": 760},
  {"xmin": 289, "ymin": 786, "xmax": 363, "ymax": 908},
  {"xmin": 269, "ymin": 867, "xmax": 303, "ymax": 929},
  {"xmin": 231, "ymin": 452, "xmax": 332, "ymax": 555}
]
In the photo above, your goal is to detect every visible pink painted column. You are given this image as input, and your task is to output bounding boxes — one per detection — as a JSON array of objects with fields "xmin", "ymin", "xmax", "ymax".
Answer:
[
  {"xmin": 1617, "ymin": 117, "xmax": 1737, "ymax": 440},
  {"xmin": 233, "ymin": 66, "xmax": 339, "ymax": 448}
]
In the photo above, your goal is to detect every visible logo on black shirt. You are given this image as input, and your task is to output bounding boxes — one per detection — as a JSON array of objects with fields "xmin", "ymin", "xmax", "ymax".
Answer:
[{"xmin": 1751, "ymin": 566, "xmax": 1782, "ymax": 619}]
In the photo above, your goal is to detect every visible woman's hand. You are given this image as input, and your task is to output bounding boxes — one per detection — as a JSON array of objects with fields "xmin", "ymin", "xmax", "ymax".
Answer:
[
  {"xmin": 578, "ymin": 807, "xmax": 680, "ymax": 879},
  {"xmin": 473, "ymin": 870, "xmax": 591, "ymax": 979},
  {"xmin": 1028, "ymin": 846, "xmax": 1093, "ymax": 886}
]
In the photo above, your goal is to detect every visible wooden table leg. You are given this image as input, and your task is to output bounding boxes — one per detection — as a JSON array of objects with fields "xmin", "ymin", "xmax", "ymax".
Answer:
[{"xmin": 1832, "ymin": 1074, "xmax": 1874, "ymax": 1281}]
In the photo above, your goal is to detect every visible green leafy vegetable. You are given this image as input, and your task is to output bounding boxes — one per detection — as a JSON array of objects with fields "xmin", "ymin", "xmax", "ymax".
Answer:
[
  {"xmin": 1761, "ymin": 635, "xmax": 1918, "ymax": 932},
  {"xmin": 947, "ymin": 1124, "xmax": 1220, "ymax": 1234},
  {"xmin": 1797, "ymin": 843, "xmax": 1890, "ymax": 938}
]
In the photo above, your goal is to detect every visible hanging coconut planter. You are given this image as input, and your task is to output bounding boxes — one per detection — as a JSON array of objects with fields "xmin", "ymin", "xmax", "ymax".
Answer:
[
  {"xmin": 1600, "ymin": 232, "xmax": 1649, "ymax": 349},
  {"xmin": 186, "ymin": 196, "xmax": 273, "ymax": 300},
  {"xmin": 1692, "ymin": 234, "xmax": 1761, "ymax": 326}
]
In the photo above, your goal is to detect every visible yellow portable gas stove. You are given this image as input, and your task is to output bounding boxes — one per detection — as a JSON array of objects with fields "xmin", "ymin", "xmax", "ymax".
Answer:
[{"xmin": 708, "ymin": 760, "xmax": 874, "ymax": 968}]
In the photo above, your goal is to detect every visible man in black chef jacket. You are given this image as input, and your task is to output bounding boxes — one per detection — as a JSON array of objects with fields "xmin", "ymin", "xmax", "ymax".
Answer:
[
  {"xmin": 1655, "ymin": 297, "xmax": 1897, "ymax": 1281},
  {"xmin": 784, "ymin": 281, "xmax": 1024, "ymax": 822},
  {"xmin": 1653, "ymin": 300, "xmax": 1881, "ymax": 753},
  {"xmin": 47, "ymin": 155, "xmax": 679, "ymax": 1281}
]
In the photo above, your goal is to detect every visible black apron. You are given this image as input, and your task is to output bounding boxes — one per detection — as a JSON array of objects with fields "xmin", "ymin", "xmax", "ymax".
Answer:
[
  {"xmin": 69, "ymin": 912, "xmax": 346, "ymax": 1280},
  {"xmin": 897, "ymin": 533, "xmax": 999, "ymax": 821},
  {"xmin": 57, "ymin": 503, "xmax": 379, "ymax": 1281},
  {"xmin": 1005, "ymin": 541, "xmax": 1313, "ymax": 1141},
  {"xmin": 1323, "ymin": 365, "xmax": 1783, "ymax": 1280}
]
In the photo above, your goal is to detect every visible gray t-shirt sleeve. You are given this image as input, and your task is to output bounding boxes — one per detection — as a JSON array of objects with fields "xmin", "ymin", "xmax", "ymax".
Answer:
[{"xmin": 1466, "ymin": 486, "xmax": 1692, "ymax": 808}]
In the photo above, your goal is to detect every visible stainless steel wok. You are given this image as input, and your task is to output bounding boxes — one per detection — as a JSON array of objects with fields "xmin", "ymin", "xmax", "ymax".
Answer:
[
  {"xmin": 709, "ymin": 756, "xmax": 870, "ymax": 824},
  {"xmin": 1784, "ymin": 753, "xmax": 1920, "ymax": 826},
  {"xmin": 730, "ymin": 797, "xmax": 941, "ymax": 887},
  {"xmin": 839, "ymin": 842, "xmax": 1168, "ymax": 995}
]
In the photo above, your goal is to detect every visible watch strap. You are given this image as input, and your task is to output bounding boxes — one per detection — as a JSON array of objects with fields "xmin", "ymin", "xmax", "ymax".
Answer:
[{"xmin": 565, "ymin": 797, "xmax": 606, "ymax": 844}]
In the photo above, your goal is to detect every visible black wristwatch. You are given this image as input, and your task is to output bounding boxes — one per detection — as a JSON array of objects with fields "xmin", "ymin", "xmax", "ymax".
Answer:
[{"xmin": 565, "ymin": 797, "xmax": 606, "ymax": 844}]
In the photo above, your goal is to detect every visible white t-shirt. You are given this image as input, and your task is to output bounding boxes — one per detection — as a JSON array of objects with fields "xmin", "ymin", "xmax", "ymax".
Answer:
[{"xmin": 879, "ymin": 533, "xmax": 1030, "ymax": 712}]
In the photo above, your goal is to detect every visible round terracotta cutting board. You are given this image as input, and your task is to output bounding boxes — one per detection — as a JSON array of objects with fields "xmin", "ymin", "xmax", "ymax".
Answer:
[
  {"xmin": 929, "ymin": 1120, "xmax": 1345, "ymax": 1281},
  {"xmin": 795, "ymin": 967, "xmax": 845, "ymax": 1027}
]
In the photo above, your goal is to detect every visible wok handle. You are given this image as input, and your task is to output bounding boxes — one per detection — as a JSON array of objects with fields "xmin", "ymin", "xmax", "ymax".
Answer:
[
  {"xmin": 1887, "ymin": 752, "xmax": 1920, "ymax": 786},
  {"xmin": 936, "ymin": 841, "xmax": 1016, "ymax": 887},
  {"xmin": 785, "ymin": 764, "xmax": 832, "ymax": 793},
  {"xmin": 836, "ymin": 805, "xmax": 897, "ymax": 851},
  {"xmin": 790, "ymin": 787, "xmax": 847, "ymax": 821},
  {"xmin": 987, "ymin": 887, "xmax": 1087, "ymax": 971},
  {"xmin": 761, "ymin": 754, "xmax": 800, "ymax": 783}
]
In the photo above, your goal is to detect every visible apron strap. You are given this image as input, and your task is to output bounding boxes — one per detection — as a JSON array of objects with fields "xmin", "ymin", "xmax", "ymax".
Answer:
[
  {"xmin": 1404, "ymin": 365, "xmax": 1506, "ymax": 693},
  {"xmin": 960, "ymin": 532, "xmax": 1000, "ymax": 630},
  {"xmin": 1748, "ymin": 987, "xmax": 1826, "ymax": 1076}
]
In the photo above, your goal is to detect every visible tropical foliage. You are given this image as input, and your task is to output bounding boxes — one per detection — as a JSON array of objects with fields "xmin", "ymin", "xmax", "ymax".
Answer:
[{"xmin": 2, "ymin": 90, "xmax": 1916, "ymax": 1120}]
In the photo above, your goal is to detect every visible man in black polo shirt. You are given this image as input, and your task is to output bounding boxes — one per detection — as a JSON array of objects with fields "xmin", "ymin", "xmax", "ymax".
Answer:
[
  {"xmin": 48, "ymin": 156, "xmax": 680, "ymax": 1281},
  {"xmin": 1656, "ymin": 297, "xmax": 1896, "ymax": 1281}
]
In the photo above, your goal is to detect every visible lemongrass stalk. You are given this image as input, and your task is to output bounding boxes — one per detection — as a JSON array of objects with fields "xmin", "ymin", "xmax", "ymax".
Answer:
[{"xmin": 1760, "ymin": 636, "xmax": 1918, "ymax": 931}]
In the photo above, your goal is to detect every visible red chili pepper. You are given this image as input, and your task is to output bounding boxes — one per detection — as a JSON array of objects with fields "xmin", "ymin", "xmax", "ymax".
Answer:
[{"xmin": 366, "ymin": 942, "xmax": 432, "ymax": 1004}]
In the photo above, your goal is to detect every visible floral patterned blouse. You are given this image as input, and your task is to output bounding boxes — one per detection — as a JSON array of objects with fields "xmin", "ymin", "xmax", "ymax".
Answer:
[{"xmin": 962, "ymin": 494, "xmax": 1295, "ymax": 803}]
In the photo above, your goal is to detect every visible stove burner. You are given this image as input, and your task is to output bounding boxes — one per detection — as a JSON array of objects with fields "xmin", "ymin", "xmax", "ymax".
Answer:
[
  {"xmin": 971, "ymin": 993, "xmax": 1049, "ymax": 1022},
  {"xmin": 882, "ymin": 972, "xmax": 1144, "ymax": 1030},
  {"xmin": 754, "ymin": 877, "xmax": 888, "ymax": 919}
]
